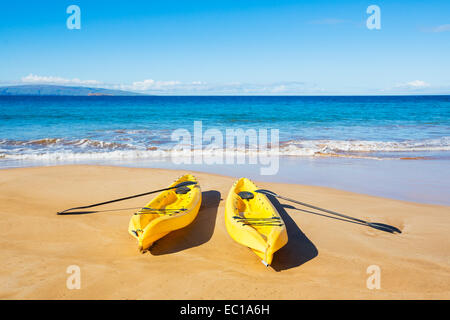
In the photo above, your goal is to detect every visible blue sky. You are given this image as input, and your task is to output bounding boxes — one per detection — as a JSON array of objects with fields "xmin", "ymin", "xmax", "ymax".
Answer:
[{"xmin": 0, "ymin": 0, "xmax": 449, "ymax": 94}]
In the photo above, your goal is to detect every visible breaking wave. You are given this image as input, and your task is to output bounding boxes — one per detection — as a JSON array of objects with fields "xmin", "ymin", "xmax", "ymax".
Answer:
[
  {"xmin": 0, "ymin": 136, "xmax": 449, "ymax": 161},
  {"xmin": 279, "ymin": 137, "xmax": 450, "ymax": 155}
]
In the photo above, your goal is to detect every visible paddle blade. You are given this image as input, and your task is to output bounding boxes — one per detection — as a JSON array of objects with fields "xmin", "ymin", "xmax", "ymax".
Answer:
[
  {"xmin": 254, "ymin": 189, "xmax": 277, "ymax": 197},
  {"xmin": 368, "ymin": 222, "xmax": 402, "ymax": 234}
]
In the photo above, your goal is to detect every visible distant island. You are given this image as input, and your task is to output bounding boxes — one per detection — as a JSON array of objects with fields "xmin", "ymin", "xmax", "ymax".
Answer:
[{"xmin": 0, "ymin": 85, "xmax": 143, "ymax": 96}]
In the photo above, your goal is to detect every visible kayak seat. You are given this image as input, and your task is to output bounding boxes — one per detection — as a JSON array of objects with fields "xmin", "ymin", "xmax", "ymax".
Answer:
[
  {"xmin": 238, "ymin": 191, "xmax": 254, "ymax": 200},
  {"xmin": 175, "ymin": 186, "xmax": 191, "ymax": 194}
]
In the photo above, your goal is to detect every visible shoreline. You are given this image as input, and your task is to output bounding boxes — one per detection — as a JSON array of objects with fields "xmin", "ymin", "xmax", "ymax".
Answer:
[
  {"xmin": 1, "ymin": 162, "xmax": 450, "ymax": 207},
  {"xmin": 0, "ymin": 165, "xmax": 449, "ymax": 299},
  {"xmin": 2, "ymin": 156, "xmax": 449, "ymax": 206}
]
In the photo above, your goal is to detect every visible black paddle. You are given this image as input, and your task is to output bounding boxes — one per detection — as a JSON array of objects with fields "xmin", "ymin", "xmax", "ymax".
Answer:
[
  {"xmin": 254, "ymin": 189, "xmax": 401, "ymax": 234},
  {"xmin": 57, "ymin": 181, "xmax": 197, "ymax": 215}
]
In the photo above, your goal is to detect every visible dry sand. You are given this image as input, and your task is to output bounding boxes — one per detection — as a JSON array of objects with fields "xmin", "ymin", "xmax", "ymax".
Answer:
[{"xmin": 0, "ymin": 165, "xmax": 449, "ymax": 299}]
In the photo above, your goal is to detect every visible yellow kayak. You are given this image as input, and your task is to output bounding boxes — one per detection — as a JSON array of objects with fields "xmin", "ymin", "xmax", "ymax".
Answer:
[
  {"xmin": 225, "ymin": 178, "xmax": 288, "ymax": 266},
  {"xmin": 128, "ymin": 174, "xmax": 201, "ymax": 252}
]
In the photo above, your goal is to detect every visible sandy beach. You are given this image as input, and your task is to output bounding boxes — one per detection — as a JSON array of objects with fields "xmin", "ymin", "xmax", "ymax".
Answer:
[{"xmin": 0, "ymin": 165, "xmax": 449, "ymax": 299}]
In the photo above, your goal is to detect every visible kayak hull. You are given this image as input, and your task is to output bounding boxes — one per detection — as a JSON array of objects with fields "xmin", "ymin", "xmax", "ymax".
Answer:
[
  {"xmin": 128, "ymin": 174, "xmax": 201, "ymax": 252},
  {"xmin": 225, "ymin": 178, "xmax": 288, "ymax": 266}
]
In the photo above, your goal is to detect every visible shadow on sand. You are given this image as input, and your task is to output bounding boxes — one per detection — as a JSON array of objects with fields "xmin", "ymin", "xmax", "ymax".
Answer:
[
  {"xmin": 150, "ymin": 190, "xmax": 221, "ymax": 255},
  {"xmin": 266, "ymin": 194, "xmax": 319, "ymax": 272}
]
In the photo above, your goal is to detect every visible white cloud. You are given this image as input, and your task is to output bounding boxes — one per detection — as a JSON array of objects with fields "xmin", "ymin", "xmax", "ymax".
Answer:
[
  {"xmin": 421, "ymin": 24, "xmax": 450, "ymax": 33},
  {"xmin": 271, "ymin": 85, "xmax": 287, "ymax": 93},
  {"xmin": 379, "ymin": 80, "xmax": 450, "ymax": 94},
  {"xmin": 14, "ymin": 74, "xmax": 332, "ymax": 95},
  {"xmin": 21, "ymin": 74, "xmax": 102, "ymax": 86},
  {"xmin": 125, "ymin": 80, "xmax": 325, "ymax": 95},
  {"xmin": 113, "ymin": 79, "xmax": 324, "ymax": 95},
  {"xmin": 129, "ymin": 79, "xmax": 181, "ymax": 91},
  {"xmin": 432, "ymin": 24, "xmax": 450, "ymax": 33},
  {"xmin": 396, "ymin": 80, "xmax": 431, "ymax": 89}
]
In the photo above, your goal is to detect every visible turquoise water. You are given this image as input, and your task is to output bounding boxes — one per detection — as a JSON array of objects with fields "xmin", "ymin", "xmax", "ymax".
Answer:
[
  {"xmin": 0, "ymin": 95, "xmax": 449, "ymax": 161},
  {"xmin": 1, "ymin": 95, "xmax": 449, "ymax": 204}
]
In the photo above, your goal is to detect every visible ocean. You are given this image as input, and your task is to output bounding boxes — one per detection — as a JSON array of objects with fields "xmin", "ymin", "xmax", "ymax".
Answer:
[
  {"xmin": 1, "ymin": 95, "xmax": 449, "ymax": 204},
  {"xmin": 1, "ymin": 95, "xmax": 449, "ymax": 160}
]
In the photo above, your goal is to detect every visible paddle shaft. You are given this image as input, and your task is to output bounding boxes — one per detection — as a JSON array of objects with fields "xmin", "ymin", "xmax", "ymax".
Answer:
[
  {"xmin": 255, "ymin": 189, "xmax": 400, "ymax": 233},
  {"xmin": 274, "ymin": 194, "xmax": 369, "ymax": 225},
  {"xmin": 57, "ymin": 182, "xmax": 196, "ymax": 214}
]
